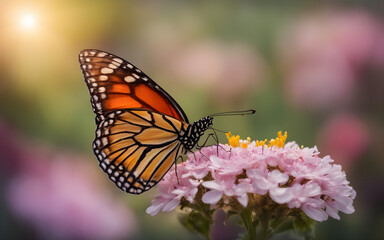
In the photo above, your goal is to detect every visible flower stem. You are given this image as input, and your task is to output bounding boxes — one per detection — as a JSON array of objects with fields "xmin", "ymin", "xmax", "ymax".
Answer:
[
  {"xmin": 259, "ymin": 209, "xmax": 271, "ymax": 240},
  {"xmin": 240, "ymin": 209, "xmax": 257, "ymax": 240}
]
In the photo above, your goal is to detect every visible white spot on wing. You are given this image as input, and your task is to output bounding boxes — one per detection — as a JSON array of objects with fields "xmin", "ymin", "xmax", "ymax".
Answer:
[
  {"xmin": 113, "ymin": 58, "xmax": 123, "ymax": 64},
  {"xmin": 99, "ymin": 86, "xmax": 106, "ymax": 92},
  {"xmin": 100, "ymin": 162, "xmax": 106, "ymax": 170},
  {"xmin": 124, "ymin": 76, "xmax": 135, "ymax": 83},
  {"xmin": 99, "ymin": 75, "xmax": 108, "ymax": 81},
  {"xmin": 97, "ymin": 52, "xmax": 107, "ymax": 57},
  {"xmin": 101, "ymin": 68, "xmax": 113, "ymax": 74},
  {"xmin": 109, "ymin": 63, "xmax": 118, "ymax": 69},
  {"xmin": 100, "ymin": 67, "xmax": 113, "ymax": 74}
]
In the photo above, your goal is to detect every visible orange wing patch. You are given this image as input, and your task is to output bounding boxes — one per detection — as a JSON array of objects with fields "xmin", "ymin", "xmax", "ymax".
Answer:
[{"xmin": 79, "ymin": 49, "xmax": 188, "ymax": 122}]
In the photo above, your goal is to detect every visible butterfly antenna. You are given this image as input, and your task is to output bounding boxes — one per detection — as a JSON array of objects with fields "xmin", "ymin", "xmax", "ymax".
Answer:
[
  {"xmin": 209, "ymin": 109, "xmax": 256, "ymax": 118},
  {"xmin": 209, "ymin": 127, "xmax": 229, "ymax": 133}
]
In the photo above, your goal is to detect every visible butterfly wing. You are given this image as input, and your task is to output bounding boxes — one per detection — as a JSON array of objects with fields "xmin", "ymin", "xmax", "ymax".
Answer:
[
  {"xmin": 79, "ymin": 49, "xmax": 189, "ymax": 123},
  {"xmin": 94, "ymin": 109, "xmax": 188, "ymax": 194}
]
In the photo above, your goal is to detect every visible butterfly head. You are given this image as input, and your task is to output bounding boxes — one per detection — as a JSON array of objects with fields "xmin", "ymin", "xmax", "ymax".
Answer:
[{"xmin": 195, "ymin": 116, "xmax": 213, "ymax": 132}]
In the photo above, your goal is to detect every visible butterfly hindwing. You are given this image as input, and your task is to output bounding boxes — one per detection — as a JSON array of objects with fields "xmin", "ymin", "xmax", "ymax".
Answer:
[
  {"xmin": 93, "ymin": 109, "xmax": 188, "ymax": 194},
  {"xmin": 79, "ymin": 49, "xmax": 189, "ymax": 122}
]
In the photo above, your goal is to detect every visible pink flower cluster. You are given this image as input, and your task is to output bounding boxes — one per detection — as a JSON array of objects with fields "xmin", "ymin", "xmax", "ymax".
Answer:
[
  {"xmin": 6, "ymin": 149, "xmax": 136, "ymax": 239},
  {"xmin": 146, "ymin": 141, "xmax": 356, "ymax": 222}
]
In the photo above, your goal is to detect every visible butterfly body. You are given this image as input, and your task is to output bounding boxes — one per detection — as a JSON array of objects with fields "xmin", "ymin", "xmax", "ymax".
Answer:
[
  {"xmin": 180, "ymin": 117, "xmax": 213, "ymax": 150},
  {"xmin": 79, "ymin": 49, "xmax": 213, "ymax": 194}
]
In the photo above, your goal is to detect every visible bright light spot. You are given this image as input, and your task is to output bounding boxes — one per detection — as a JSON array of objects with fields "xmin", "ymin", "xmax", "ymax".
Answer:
[{"xmin": 20, "ymin": 13, "xmax": 36, "ymax": 30}]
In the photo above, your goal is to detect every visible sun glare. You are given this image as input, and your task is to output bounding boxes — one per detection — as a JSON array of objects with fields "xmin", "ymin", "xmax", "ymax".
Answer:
[{"xmin": 20, "ymin": 13, "xmax": 37, "ymax": 30}]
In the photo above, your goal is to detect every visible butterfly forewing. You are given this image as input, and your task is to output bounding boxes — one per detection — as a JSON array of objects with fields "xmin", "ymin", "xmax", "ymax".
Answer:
[
  {"xmin": 79, "ymin": 49, "xmax": 188, "ymax": 122},
  {"xmin": 93, "ymin": 109, "xmax": 188, "ymax": 194}
]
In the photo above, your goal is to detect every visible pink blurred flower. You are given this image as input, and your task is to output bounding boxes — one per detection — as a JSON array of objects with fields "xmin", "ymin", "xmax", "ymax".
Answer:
[
  {"xmin": 168, "ymin": 41, "xmax": 267, "ymax": 104},
  {"xmin": 6, "ymin": 146, "xmax": 136, "ymax": 239},
  {"xmin": 279, "ymin": 10, "xmax": 382, "ymax": 110},
  {"xmin": 286, "ymin": 54, "xmax": 356, "ymax": 110},
  {"xmin": 280, "ymin": 10, "xmax": 380, "ymax": 69},
  {"xmin": 317, "ymin": 114, "xmax": 369, "ymax": 167},
  {"xmin": 147, "ymin": 133, "xmax": 356, "ymax": 222}
]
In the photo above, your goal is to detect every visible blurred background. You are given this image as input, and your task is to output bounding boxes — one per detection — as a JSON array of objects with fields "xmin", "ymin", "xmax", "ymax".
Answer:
[{"xmin": 0, "ymin": 0, "xmax": 383, "ymax": 239}]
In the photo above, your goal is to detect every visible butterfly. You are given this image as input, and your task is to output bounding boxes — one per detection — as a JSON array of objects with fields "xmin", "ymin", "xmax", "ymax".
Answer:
[{"xmin": 79, "ymin": 49, "xmax": 217, "ymax": 194}]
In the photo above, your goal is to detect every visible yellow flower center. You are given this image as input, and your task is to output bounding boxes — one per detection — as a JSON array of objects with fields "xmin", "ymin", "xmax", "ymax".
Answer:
[
  {"xmin": 226, "ymin": 131, "xmax": 288, "ymax": 148},
  {"xmin": 226, "ymin": 132, "xmax": 240, "ymax": 148}
]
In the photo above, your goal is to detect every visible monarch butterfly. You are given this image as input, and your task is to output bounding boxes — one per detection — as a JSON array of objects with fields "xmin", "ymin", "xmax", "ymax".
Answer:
[{"xmin": 79, "ymin": 49, "xmax": 254, "ymax": 194}]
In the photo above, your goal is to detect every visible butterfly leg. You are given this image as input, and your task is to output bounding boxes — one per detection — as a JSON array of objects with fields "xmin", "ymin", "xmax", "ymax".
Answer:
[{"xmin": 208, "ymin": 128, "xmax": 231, "ymax": 156}]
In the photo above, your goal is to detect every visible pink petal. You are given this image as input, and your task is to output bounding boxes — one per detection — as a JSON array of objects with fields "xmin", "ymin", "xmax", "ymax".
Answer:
[
  {"xmin": 302, "ymin": 205, "xmax": 328, "ymax": 222},
  {"xmin": 334, "ymin": 196, "xmax": 355, "ymax": 214},
  {"xmin": 268, "ymin": 170, "xmax": 289, "ymax": 184},
  {"xmin": 202, "ymin": 190, "xmax": 223, "ymax": 205},
  {"xmin": 146, "ymin": 201, "xmax": 166, "ymax": 216},
  {"xmin": 269, "ymin": 187, "xmax": 293, "ymax": 204},
  {"xmin": 325, "ymin": 202, "xmax": 340, "ymax": 220},
  {"xmin": 163, "ymin": 199, "xmax": 180, "ymax": 212},
  {"xmin": 202, "ymin": 181, "xmax": 223, "ymax": 191},
  {"xmin": 192, "ymin": 168, "xmax": 209, "ymax": 179},
  {"xmin": 237, "ymin": 194, "xmax": 249, "ymax": 207}
]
